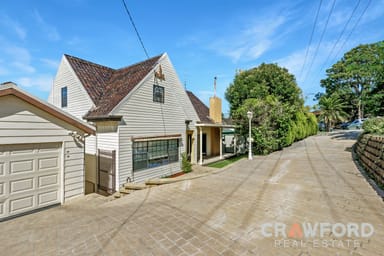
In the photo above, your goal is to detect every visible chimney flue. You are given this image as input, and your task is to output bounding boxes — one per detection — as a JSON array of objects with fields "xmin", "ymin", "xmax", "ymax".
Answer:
[
  {"xmin": 209, "ymin": 76, "xmax": 222, "ymax": 123},
  {"xmin": 214, "ymin": 76, "xmax": 217, "ymax": 97}
]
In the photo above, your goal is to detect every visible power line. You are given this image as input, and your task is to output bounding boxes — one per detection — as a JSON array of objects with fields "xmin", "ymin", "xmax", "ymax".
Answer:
[
  {"xmin": 330, "ymin": 0, "xmax": 372, "ymax": 65},
  {"xmin": 303, "ymin": 0, "xmax": 337, "ymax": 84},
  {"xmin": 299, "ymin": 0, "xmax": 323, "ymax": 80},
  {"xmin": 121, "ymin": 0, "xmax": 150, "ymax": 59},
  {"xmin": 318, "ymin": 0, "xmax": 361, "ymax": 75}
]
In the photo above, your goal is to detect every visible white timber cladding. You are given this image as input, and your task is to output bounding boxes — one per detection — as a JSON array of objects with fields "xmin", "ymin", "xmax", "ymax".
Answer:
[
  {"xmin": 85, "ymin": 135, "xmax": 96, "ymax": 154},
  {"xmin": 0, "ymin": 95, "xmax": 86, "ymax": 203},
  {"xmin": 97, "ymin": 133, "xmax": 118, "ymax": 151},
  {"xmin": 97, "ymin": 132, "xmax": 119, "ymax": 186},
  {"xmin": 63, "ymin": 140, "xmax": 85, "ymax": 199},
  {"xmin": 115, "ymin": 55, "xmax": 197, "ymax": 184},
  {"xmin": 134, "ymin": 161, "xmax": 180, "ymax": 183},
  {"xmin": 48, "ymin": 56, "xmax": 95, "ymax": 120},
  {"xmin": 118, "ymin": 126, "xmax": 131, "ymax": 184}
]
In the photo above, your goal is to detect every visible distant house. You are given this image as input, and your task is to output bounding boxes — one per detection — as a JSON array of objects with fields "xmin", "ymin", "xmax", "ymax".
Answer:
[
  {"xmin": 186, "ymin": 91, "xmax": 235, "ymax": 164},
  {"xmin": 48, "ymin": 53, "xmax": 201, "ymax": 193},
  {"xmin": 0, "ymin": 82, "xmax": 95, "ymax": 220}
]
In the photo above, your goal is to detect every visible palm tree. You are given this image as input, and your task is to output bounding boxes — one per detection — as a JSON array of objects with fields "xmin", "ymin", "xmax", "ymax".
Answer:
[{"xmin": 318, "ymin": 94, "xmax": 348, "ymax": 131}]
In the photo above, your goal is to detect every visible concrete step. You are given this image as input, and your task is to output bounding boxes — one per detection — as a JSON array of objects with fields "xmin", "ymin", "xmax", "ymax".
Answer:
[
  {"xmin": 124, "ymin": 182, "xmax": 148, "ymax": 190},
  {"xmin": 113, "ymin": 192, "xmax": 121, "ymax": 198},
  {"xmin": 119, "ymin": 188, "xmax": 131, "ymax": 194}
]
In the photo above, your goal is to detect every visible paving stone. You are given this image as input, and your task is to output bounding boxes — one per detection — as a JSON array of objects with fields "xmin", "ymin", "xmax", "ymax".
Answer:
[{"xmin": 0, "ymin": 131, "xmax": 383, "ymax": 255}]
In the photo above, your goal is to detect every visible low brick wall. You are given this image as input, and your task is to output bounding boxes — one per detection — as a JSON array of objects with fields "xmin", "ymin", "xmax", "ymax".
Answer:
[{"xmin": 355, "ymin": 134, "xmax": 384, "ymax": 186}]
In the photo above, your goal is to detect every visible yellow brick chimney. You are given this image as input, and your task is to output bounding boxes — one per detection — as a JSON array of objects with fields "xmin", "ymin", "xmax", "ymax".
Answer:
[{"xmin": 209, "ymin": 77, "xmax": 222, "ymax": 123}]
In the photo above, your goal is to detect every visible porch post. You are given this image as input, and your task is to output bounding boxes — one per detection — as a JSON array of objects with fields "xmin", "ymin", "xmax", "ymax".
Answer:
[
  {"xmin": 219, "ymin": 128, "xmax": 223, "ymax": 159},
  {"xmin": 199, "ymin": 127, "xmax": 203, "ymax": 165},
  {"xmin": 234, "ymin": 135, "xmax": 237, "ymax": 154}
]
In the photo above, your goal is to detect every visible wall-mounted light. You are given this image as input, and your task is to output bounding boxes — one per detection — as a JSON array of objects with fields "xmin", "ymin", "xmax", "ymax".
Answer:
[{"xmin": 68, "ymin": 131, "xmax": 84, "ymax": 143}]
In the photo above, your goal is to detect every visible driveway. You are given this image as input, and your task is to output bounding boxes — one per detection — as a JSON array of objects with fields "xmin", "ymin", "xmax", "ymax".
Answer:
[{"xmin": 1, "ymin": 131, "xmax": 383, "ymax": 255}]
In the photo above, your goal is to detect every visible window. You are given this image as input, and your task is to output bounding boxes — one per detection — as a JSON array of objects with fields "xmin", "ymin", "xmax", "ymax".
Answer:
[
  {"xmin": 153, "ymin": 85, "xmax": 164, "ymax": 103},
  {"xmin": 133, "ymin": 139, "xmax": 179, "ymax": 171},
  {"xmin": 61, "ymin": 87, "xmax": 68, "ymax": 108}
]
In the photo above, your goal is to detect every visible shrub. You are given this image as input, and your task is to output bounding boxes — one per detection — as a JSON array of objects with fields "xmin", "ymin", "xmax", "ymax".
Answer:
[
  {"xmin": 181, "ymin": 152, "xmax": 192, "ymax": 173},
  {"xmin": 362, "ymin": 117, "xmax": 384, "ymax": 135},
  {"xmin": 306, "ymin": 112, "xmax": 318, "ymax": 136}
]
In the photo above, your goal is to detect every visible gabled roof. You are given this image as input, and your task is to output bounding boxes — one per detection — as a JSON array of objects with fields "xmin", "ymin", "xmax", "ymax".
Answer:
[
  {"xmin": 65, "ymin": 54, "xmax": 163, "ymax": 119},
  {"xmin": 64, "ymin": 54, "xmax": 114, "ymax": 105},
  {"xmin": 0, "ymin": 82, "xmax": 95, "ymax": 135},
  {"xmin": 186, "ymin": 91, "xmax": 213, "ymax": 124}
]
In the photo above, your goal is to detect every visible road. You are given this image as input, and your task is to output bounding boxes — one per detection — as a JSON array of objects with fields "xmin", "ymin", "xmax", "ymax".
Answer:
[{"xmin": 1, "ymin": 131, "xmax": 383, "ymax": 255}]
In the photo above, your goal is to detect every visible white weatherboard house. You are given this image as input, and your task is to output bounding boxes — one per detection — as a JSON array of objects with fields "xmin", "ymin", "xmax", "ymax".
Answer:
[
  {"xmin": 0, "ymin": 82, "xmax": 95, "ymax": 220},
  {"xmin": 48, "ymin": 53, "xmax": 200, "ymax": 193}
]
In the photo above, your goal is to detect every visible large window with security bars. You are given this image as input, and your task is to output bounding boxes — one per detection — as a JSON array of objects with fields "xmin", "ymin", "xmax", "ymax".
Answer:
[{"xmin": 133, "ymin": 139, "xmax": 179, "ymax": 171}]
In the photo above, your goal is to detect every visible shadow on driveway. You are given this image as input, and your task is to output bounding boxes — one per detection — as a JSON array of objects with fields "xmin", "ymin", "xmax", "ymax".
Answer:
[{"xmin": 330, "ymin": 130, "xmax": 362, "ymax": 140}]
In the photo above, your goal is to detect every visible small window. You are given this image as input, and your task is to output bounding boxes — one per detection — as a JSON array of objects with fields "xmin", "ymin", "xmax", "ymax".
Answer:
[
  {"xmin": 61, "ymin": 87, "xmax": 68, "ymax": 108},
  {"xmin": 153, "ymin": 85, "xmax": 164, "ymax": 103}
]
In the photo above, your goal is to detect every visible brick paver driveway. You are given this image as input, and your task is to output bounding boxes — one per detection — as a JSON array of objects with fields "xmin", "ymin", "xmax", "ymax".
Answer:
[{"xmin": 1, "ymin": 131, "xmax": 383, "ymax": 255}]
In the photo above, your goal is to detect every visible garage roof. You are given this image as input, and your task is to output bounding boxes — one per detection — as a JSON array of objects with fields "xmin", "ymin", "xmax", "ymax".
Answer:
[{"xmin": 0, "ymin": 82, "xmax": 95, "ymax": 135}]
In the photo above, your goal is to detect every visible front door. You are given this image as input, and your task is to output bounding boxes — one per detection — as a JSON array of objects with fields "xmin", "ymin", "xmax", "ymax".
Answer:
[
  {"xmin": 187, "ymin": 133, "xmax": 192, "ymax": 160},
  {"xmin": 202, "ymin": 133, "xmax": 207, "ymax": 156}
]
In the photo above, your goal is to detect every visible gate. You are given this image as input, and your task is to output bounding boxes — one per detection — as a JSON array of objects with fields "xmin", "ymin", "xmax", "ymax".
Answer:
[{"xmin": 98, "ymin": 149, "xmax": 116, "ymax": 195}]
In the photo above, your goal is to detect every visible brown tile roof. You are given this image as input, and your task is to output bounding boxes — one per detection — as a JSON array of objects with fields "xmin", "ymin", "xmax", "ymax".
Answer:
[
  {"xmin": 65, "ymin": 54, "xmax": 163, "ymax": 118},
  {"xmin": 186, "ymin": 91, "xmax": 213, "ymax": 124},
  {"xmin": 64, "ymin": 54, "xmax": 114, "ymax": 105}
]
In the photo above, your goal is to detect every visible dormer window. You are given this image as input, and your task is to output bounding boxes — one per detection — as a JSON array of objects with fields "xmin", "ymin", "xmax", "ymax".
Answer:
[
  {"xmin": 153, "ymin": 84, "xmax": 164, "ymax": 103},
  {"xmin": 61, "ymin": 87, "xmax": 67, "ymax": 108}
]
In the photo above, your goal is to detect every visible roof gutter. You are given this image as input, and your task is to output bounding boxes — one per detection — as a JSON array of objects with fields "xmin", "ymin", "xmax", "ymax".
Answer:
[{"xmin": 83, "ymin": 115, "xmax": 123, "ymax": 122}]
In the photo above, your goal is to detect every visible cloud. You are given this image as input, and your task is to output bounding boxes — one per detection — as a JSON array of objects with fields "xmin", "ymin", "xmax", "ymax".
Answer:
[
  {"xmin": 33, "ymin": 9, "xmax": 60, "ymax": 41},
  {"xmin": 4, "ymin": 46, "xmax": 35, "ymax": 74},
  {"xmin": 209, "ymin": 15, "xmax": 287, "ymax": 62},
  {"xmin": 357, "ymin": 0, "xmax": 384, "ymax": 25},
  {"xmin": 275, "ymin": 41, "xmax": 335, "ymax": 85},
  {"xmin": 0, "ymin": 59, "xmax": 9, "ymax": 75},
  {"xmin": 40, "ymin": 58, "xmax": 60, "ymax": 69},
  {"xmin": 16, "ymin": 74, "xmax": 54, "ymax": 92},
  {"xmin": 275, "ymin": 49, "xmax": 307, "ymax": 79},
  {"xmin": 67, "ymin": 36, "xmax": 82, "ymax": 46},
  {"xmin": 0, "ymin": 14, "xmax": 27, "ymax": 40}
]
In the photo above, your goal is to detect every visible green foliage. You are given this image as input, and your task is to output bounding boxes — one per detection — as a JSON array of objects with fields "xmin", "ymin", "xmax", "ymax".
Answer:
[
  {"xmin": 362, "ymin": 118, "xmax": 384, "ymax": 135},
  {"xmin": 226, "ymin": 64, "xmax": 317, "ymax": 155},
  {"xmin": 318, "ymin": 93, "xmax": 348, "ymax": 131},
  {"xmin": 206, "ymin": 155, "xmax": 246, "ymax": 168},
  {"xmin": 307, "ymin": 112, "xmax": 319, "ymax": 135},
  {"xmin": 226, "ymin": 63, "xmax": 303, "ymax": 114},
  {"xmin": 320, "ymin": 41, "xmax": 384, "ymax": 120},
  {"xmin": 181, "ymin": 152, "xmax": 192, "ymax": 173}
]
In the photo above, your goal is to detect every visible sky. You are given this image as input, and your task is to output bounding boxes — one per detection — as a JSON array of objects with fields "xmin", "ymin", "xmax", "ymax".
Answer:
[{"xmin": 1, "ymin": 0, "xmax": 383, "ymax": 115}]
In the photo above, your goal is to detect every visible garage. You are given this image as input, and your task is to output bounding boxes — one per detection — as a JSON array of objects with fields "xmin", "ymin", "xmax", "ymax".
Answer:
[
  {"xmin": 0, "ymin": 82, "xmax": 95, "ymax": 220},
  {"xmin": 0, "ymin": 143, "xmax": 61, "ymax": 219}
]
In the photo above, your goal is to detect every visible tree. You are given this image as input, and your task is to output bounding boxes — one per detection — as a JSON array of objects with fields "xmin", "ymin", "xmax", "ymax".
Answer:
[
  {"xmin": 318, "ymin": 94, "xmax": 348, "ymax": 131},
  {"xmin": 320, "ymin": 41, "xmax": 384, "ymax": 119},
  {"xmin": 226, "ymin": 63, "xmax": 317, "ymax": 154},
  {"xmin": 226, "ymin": 63, "xmax": 303, "ymax": 114}
]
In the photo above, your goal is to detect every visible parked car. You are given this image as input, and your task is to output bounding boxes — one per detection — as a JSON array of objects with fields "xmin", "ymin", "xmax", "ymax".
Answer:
[
  {"xmin": 340, "ymin": 122, "xmax": 351, "ymax": 129},
  {"xmin": 318, "ymin": 121, "xmax": 326, "ymax": 131},
  {"xmin": 346, "ymin": 119, "xmax": 365, "ymax": 130}
]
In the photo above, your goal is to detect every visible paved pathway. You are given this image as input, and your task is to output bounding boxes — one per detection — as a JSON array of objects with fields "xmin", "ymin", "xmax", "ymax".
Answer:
[{"xmin": 1, "ymin": 131, "xmax": 383, "ymax": 255}]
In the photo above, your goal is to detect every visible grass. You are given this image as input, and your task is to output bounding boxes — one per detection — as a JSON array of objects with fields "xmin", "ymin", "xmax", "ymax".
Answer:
[{"xmin": 206, "ymin": 154, "xmax": 246, "ymax": 168}]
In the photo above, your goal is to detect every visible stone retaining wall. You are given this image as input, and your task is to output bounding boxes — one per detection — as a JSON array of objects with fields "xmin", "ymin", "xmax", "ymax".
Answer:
[{"xmin": 355, "ymin": 134, "xmax": 384, "ymax": 186}]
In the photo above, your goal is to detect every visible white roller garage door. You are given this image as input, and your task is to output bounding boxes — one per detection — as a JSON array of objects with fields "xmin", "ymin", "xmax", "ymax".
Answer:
[{"xmin": 0, "ymin": 143, "xmax": 61, "ymax": 220}]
